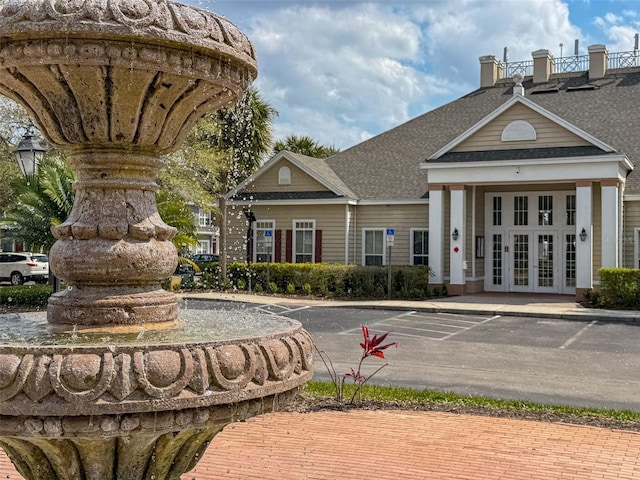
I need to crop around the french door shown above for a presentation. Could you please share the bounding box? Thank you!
[508,232,557,293]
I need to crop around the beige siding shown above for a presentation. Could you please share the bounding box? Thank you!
[245,160,330,193]
[453,103,591,152]
[351,204,429,265]
[623,199,640,269]
[224,204,349,264]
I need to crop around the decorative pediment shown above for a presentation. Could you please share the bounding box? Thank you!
[429,95,615,160]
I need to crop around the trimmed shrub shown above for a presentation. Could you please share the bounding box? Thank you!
[596,268,640,308]
[0,284,52,308]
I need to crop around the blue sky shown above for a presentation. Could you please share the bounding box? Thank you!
[183,1,640,150]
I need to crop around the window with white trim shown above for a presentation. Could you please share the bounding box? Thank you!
[278,166,291,185]
[255,220,275,263]
[197,240,210,254]
[363,229,385,266]
[411,229,428,265]
[198,208,212,227]
[294,220,315,263]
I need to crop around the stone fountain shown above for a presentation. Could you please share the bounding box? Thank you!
[0,1,312,479]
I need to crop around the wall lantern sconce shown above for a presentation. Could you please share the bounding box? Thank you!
[452,228,459,241]
[579,228,587,242]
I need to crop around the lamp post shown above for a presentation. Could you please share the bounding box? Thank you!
[13,133,46,177]
[243,209,256,292]
[12,132,57,289]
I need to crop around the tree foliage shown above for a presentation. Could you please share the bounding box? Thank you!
[273,134,340,158]
[2,153,74,251]
[3,154,198,253]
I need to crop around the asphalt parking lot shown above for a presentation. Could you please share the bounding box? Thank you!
[183,299,640,354]
[181,298,640,410]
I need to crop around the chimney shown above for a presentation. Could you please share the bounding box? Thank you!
[588,44,609,79]
[531,49,553,83]
[479,55,502,87]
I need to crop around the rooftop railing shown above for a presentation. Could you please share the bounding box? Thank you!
[500,50,640,79]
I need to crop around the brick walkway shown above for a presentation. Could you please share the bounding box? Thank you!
[1,410,639,479]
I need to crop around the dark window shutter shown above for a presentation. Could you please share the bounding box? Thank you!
[275,230,282,263]
[286,230,292,263]
[315,229,322,263]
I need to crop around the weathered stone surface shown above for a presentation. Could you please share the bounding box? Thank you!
[0,0,257,326]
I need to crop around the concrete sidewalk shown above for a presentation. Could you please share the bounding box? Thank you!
[182,290,640,322]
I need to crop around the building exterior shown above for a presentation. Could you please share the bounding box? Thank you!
[189,205,218,256]
[225,44,640,299]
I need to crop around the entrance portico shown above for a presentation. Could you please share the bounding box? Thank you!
[422,94,632,299]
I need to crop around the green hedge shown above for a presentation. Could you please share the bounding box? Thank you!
[197,262,439,299]
[586,268,640,308]
[0,284,52,307]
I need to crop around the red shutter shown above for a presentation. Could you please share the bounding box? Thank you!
[286,229,293,263]
[315,229,322,263]
[275,230,282,263]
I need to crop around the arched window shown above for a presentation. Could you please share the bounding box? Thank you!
[278,166,291,184]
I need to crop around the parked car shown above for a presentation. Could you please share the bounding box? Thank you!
[0,252,49,285]
[190,253,219,270]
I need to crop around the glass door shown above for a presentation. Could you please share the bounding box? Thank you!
[534,232,558,293]
[510,232,531,292]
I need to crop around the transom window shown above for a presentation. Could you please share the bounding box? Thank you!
[492,196,502,226]
[411,229,428,265]
[566,195,576,226]
[294,220,314,263]
[514,196,528,226]
[538,195,553,226]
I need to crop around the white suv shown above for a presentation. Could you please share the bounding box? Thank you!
[0,252,49,286]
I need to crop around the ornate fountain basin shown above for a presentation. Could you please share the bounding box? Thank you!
[0,309,313,479]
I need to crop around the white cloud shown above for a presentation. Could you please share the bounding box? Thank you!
[593,9,640,52]
[183,1,608,150]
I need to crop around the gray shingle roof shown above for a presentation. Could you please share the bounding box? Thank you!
[324,67,640,197]
[281,152,357,199]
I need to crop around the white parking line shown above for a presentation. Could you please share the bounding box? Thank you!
[559,320,598,349]
[253,305,310,315]
[437,315,502,341]
[340,311,416,335]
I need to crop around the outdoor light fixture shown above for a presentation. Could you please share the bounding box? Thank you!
[13,133,46,177]
[580,227,587,242]
[452,228,459,241]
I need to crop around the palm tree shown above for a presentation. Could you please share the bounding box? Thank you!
[2,153,74,251]
[186,87,277,279]
[273,134,340,158]
[3,154,199,259]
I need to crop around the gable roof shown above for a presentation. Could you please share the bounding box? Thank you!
[325,68,640,196]
[227,150,357,201]
[429,93,616,160]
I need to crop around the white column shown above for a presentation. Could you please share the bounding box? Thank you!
[449,186,466,294]
[576,182,593,290]
[428,186,444,284]
[344,204,351,264]
[601,180,619,268]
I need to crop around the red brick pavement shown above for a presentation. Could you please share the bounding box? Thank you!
[0,410,639,479]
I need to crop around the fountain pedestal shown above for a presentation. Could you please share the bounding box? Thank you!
[0,2,313,479]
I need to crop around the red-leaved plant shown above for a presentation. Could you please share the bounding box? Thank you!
[316,325,399,404]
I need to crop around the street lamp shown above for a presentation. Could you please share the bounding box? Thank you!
[13,133,46,177]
